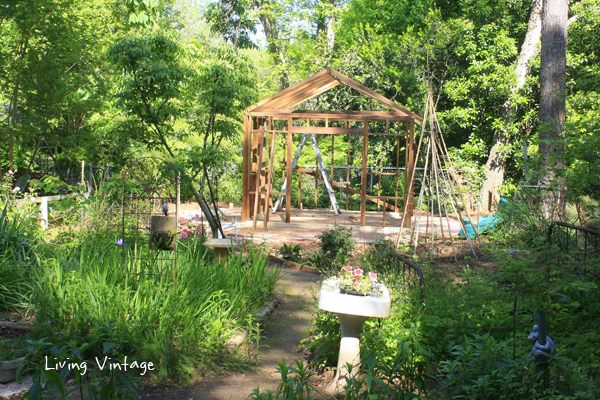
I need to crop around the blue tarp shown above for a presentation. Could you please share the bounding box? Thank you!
[458,198,509,239]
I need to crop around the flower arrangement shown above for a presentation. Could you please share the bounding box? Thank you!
[331,265,381,296]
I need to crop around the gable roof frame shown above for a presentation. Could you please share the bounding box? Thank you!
[245,67,423,124]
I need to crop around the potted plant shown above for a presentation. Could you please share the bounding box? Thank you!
[149,215,177,250]
[0,339,28,383]
[324,265,382,296]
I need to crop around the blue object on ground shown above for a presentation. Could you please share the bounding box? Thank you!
[458,198,509,239]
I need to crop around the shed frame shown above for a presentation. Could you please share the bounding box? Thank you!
[242,68,422,229]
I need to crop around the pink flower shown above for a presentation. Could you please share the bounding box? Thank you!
[351,275,358,280]
[354,268,363,277]
[343,265,353,272]
[369,272,378,282]
[181,229,190,239]
[354,282,359,288]
[196,228,202,235]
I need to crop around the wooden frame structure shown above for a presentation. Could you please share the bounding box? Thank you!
[242,68,422,229]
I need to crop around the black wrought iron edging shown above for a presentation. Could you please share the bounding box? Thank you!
[390,250,425,298]
[547,221,600,274]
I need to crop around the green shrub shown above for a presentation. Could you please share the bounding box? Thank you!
[318,224,354,257]
[313,224,355,274]
[278,243,302,263]
[435,333,600,399]
[248,359,321,400]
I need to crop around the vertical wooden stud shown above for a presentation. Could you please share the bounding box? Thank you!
[286,118,293,223]
[253,125,266,229]
[346,120,350,211]
[315,132,319,209]
[298,173,302,209]
[377,173,381,211]
[360,121,369,227]
[264,118,276,231]
[406,120,415,228]
[242,115,250,221]
[331,121,334,211]
[395,121,401,212]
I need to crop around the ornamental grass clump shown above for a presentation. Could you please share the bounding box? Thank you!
[31,240,282,382]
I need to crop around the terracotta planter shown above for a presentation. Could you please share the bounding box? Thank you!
[149,216,177,251]
[0,357,26,383]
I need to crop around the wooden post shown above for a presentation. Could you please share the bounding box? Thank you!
[346,120,350,211]
[331,125,334,211]
[264,119,276,231]
[298,172,302,209]
[360,121,369,227]
[315,132,319,208]
[253,126,266,229]
[377,173,381,211]
[250,118,259,219]
[382,199,386,228]
[242,115,250,221]
[406,120,415,228]
[395,121,401,212]
[286,118,292,223]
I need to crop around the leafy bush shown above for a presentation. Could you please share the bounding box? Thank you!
[24,324,140,400]
[312,224,355,274]
[318,224,354,257]
[435,333,600,399]
[278,243,302,263]
[248,359,321,400]
[343,323,431,400]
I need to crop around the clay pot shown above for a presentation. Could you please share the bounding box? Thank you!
[150,216,177,251]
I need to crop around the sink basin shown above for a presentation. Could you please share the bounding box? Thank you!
[318,286,391,318]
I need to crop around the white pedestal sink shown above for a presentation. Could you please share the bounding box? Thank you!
[318,284,391,394]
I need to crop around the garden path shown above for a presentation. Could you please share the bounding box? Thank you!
[137,264,322,400]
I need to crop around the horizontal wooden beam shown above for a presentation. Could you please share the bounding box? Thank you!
[248,109,415,122]
[290,126,363,134]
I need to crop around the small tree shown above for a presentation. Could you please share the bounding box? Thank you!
[109,30,257,236]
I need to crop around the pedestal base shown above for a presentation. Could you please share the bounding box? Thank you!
[325,314,368,394]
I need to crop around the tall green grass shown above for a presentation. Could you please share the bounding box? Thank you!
[0,203,37,311]
[32,240,282,381]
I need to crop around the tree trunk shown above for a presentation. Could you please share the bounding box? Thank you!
[326,0,336,54]
[480,0,542,211]
[254,2,289,90]
[538,0,568,219]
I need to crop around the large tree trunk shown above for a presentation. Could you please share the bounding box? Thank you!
[254,1,289,90]
[326,0,336,54]
[538,0,568,219]
[480,0,542,211]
